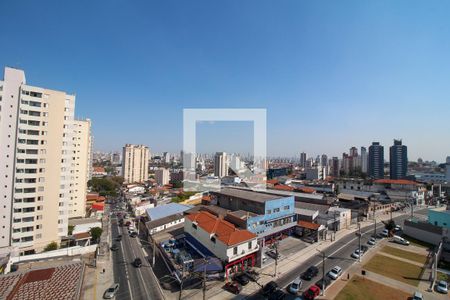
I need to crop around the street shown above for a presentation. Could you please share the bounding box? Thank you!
[110,201,164,300]
[246,208,429,299]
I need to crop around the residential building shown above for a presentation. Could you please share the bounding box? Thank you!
[0,67,79,254]
[122,144,149,183]
[320,154,328,167]
[330,157,340,177]
[360,146,368,173]
[390,139,408,179]
[300,152,307,168]
[368,142,384,179]
[428,207,450,229]
[155,168,170,186]
[214,152,228,178]
[69,119,92,219]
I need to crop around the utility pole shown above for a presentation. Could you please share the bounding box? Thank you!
[202,259,207,300]
[152,238,156,267]
[273,241,279,277]
[316,249,326,296]
[373,205,376,237]
[358,222,362,262]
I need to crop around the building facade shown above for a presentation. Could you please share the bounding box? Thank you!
[155,168,170,186]
[214,152,228,178]
[122,144,149,183]
[69,119,92,219]
[368,142,384,179]
[0,67,84,254]
[389,139,408,180]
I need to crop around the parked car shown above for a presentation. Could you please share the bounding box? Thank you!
[436,280,448,294]
[116,235,122,241]
[133,258,142,268]
[328,266,343,280]
[288,277,303,294]
[303,285,320,300]
[381,229,389,237]
[110,244,119,251]
[103,283,119,299]
[302,266,319,280]
[224,282,242,295]
[393,235,410,245]
[129,231,138,238]
[367,237,376,246]
[302,236,316,244]
[266,250,280,260]
[234,273,250,286]
[269,289,287,300]
[315,276,331,290]
[262,281,279,295]
[412,291,424,300]
[243,269,260,282]
[351,249,364,259]
[394,225,402,232]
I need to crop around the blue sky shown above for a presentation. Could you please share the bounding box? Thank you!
[1,0,450,161]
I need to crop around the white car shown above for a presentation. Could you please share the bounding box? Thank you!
[289,277,302,294]
[351,249,364,259]
[436,280,448,294]
[367,237,376,246]
[394,225,402,232]
[393,235,410,246]
[103,283,119,299]
[381,229,389,237]
[328,266,343,280]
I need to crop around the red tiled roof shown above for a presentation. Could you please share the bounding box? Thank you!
[73,232,91,240]
[93,166,106,173]
[202,195,212,202]
[374,179,417,185]
[273,184,294,191]
[187,211,256,246]
[297,220,320,230]
[86,193,100,201]
[91,203,104,211]
[296,187,316,194]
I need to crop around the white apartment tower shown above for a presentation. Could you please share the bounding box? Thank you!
[69,119,92,219]
[122,144,149,183]
[0,67,87,254]
[214,152,228,178]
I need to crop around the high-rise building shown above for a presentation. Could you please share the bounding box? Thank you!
[446,156,450,164]
[214,152,228,178]
[122,144,149,183]
[230,154,242,173]
[360,147,368,173]
[69,119,92,219]
[183,152,196,172]
[320,154,328,167]
[390,139,408,179]
[300,152,307,168]
[111,152,121,165]
[155,168,170,186]
[0,67,85,254]
[368,142,384,179]
[331,157,340,177]
[163,152,170,164]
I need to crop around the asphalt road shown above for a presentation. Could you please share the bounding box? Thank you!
[110,201,164,300]
[246,208,428,299]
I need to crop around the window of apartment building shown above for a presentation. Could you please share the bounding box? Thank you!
[192,223,197,230]
[42,112,48,117]
[21,236,33,242]
[211,236,216,243]
[233,247,238,255]
[284,205,290,210]
[28,111,40,117]
[273,208,280,213]
[36,224,42,229]
[248,241,252,250]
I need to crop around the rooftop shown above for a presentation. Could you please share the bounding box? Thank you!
[215,188,285,203]
[147,203,192,221]
[187,211,256,246]
[374,179,418,185]
[0,262,84,300]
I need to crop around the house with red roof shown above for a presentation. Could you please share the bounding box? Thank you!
[184,211,259,279]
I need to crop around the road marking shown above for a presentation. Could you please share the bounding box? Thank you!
[120,231,135,300]
[126,229,152,299]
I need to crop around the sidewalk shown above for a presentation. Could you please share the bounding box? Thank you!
[209,211,407,300]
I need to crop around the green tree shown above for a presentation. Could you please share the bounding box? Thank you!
[90,227,103,243]
[44,241,58,252]
[68,225,75,235]
[170,179,183,188]
[385,219,396,233]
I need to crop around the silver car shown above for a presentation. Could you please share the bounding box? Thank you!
[104,283,119,299]
[436,280,448,294]
[328,266,343,280]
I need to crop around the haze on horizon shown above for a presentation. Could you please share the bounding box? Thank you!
[1,0,450,162]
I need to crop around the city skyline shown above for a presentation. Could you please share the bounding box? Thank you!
[2,1,450,161]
